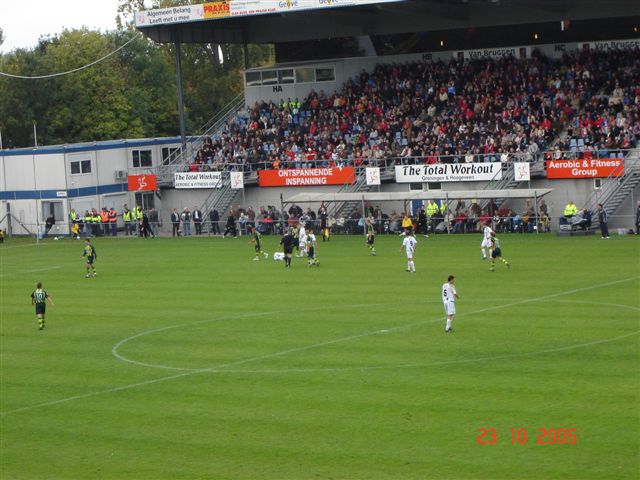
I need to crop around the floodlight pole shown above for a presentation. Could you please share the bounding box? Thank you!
[6,202,12,237]
[175,40,187,152]
[242,29,250,69]
[361,195,366,235]
[534,190,540,234]
[280,193,285,234]
[445,191,450,234]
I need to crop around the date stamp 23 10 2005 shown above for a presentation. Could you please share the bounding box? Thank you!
[477,427,578,445]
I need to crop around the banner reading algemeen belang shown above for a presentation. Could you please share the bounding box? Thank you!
[259,167,355,187]
[395,163,503,183]
[546,158,624,179]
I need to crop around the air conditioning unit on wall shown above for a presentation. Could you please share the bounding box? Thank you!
[115,170,128,180]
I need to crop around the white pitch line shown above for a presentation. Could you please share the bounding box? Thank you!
[111,300,444,371]
[2,276,639,417]
[0,242,51,250]
[0,266,61,278]
[113,275,640,372]
[0,370,210,416]
[209,303,640,374]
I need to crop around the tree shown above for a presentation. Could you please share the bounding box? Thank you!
[0,29,175,147]
[116,0,274,132]
[0,0,275,148]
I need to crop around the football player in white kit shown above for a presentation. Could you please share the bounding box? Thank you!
[400,229,418,272]
[442,275,459,333]
[480,222,494,260]
[297,223,307,257]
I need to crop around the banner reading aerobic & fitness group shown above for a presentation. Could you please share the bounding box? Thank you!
[174,172,223,189]
[394,163,502,183]
[546,158,624,179]
[259,167,355,187]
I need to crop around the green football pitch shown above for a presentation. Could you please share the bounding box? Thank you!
[1,233,638,479]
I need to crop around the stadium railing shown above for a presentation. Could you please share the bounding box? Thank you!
[143,148,637,178]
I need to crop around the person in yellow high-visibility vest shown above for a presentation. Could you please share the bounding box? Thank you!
[123,206,134,236]
[133,205,143,236]
[563,201,578,219]
[426,200,439,233]
[426,200,439,218]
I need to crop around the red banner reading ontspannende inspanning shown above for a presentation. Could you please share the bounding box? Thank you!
[258,167,356,187]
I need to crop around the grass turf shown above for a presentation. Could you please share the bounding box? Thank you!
[1,233,638,479]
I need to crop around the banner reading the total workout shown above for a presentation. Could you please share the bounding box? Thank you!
[546,158,624,179]
[174,171,223,189]
[259,167,355,187]
[395,163,502,183]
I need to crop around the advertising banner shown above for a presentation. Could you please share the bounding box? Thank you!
[230,171,244,189]
[135,4,204,26]
[395,163,502,183]
[579,39,640,51]
[136,1,404,26]
[204,1,231,19]
[174,172,223,189]
[546,159,624,179]
[259,167,355,187]
[365,167,381,186]
[229,0,313,17]
[513,162,531,182]
[128,174,158,191]
[454,46,529,61]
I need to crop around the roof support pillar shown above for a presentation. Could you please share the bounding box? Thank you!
[174,40,187,151]
[242,29,250,70]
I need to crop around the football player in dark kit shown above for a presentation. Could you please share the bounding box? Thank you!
[280,228,295,268]
[31,282,55,330]
[249,226,269,261]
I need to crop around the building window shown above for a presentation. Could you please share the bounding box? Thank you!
[42,201,64,222]
[162,147,180,165]
[245,71,262,86]
[245,66,335,86]
[295,67,315,83]
[132,149,152,168]
[135,192,155,210]
[70,159,91,174]
[278,69,295,84]
[315,67,335,82]
[261,70,278,85]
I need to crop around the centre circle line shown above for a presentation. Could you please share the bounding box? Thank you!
[112,277,640,373]
[2,277,637,417]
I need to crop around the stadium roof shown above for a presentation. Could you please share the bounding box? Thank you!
[136,0,640,45]
[283,188,553,204]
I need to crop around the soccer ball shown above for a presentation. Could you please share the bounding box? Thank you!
[54,237,59,240]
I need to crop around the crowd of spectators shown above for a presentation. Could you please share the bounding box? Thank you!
[546,49,640,160]
[208,197,553,237]
[186,48,639,173]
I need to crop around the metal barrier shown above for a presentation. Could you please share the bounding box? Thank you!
[140,148,638,180]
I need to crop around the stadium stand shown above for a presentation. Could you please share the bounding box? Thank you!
[185,48,639,173]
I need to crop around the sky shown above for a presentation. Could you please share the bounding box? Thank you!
[0,0,126,53]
